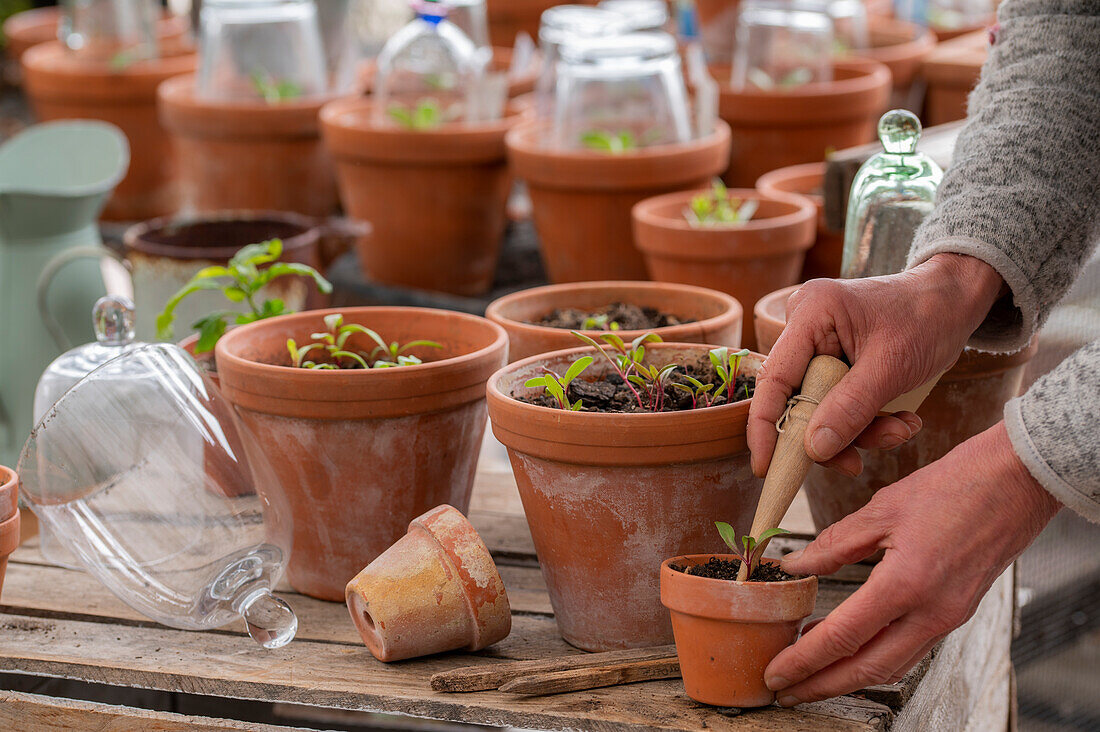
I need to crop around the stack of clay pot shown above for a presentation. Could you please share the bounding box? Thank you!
[0,466,22,598]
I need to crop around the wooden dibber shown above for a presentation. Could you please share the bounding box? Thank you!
[737,355,850,581]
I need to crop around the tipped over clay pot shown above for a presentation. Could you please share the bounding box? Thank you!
[321,98,525,296]
[346,504,511,662]
[661,555,817,707]
[216,307,507,601]
[0,466,23,598]
[158,75,338,217]
[486,343,766,650]
[486,281,744,362]
[632,189,815,351]
[756,162,843,280]
[21,41,197,221]
[712,58,892,187]
[506,121,732,283]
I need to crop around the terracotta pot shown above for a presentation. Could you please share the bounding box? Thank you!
[920,29,988,126]
[755,162,843,280]
[865,0,894,17]
[661,555,817,707]
[507,121,732,283]
[215,307,507,601]
[694,0,740,63]
[632,189,815,351]
[0,465,22,598]
[123,211,325,341]
[752,285,1038,532]
[931,22,991,43]
[487,280,744,363]
[712,58,892,187]
[346,504,511,662]
[321,99,523,297]
[486,0,595,48]
[157,74,339,218]
[487,343,766,650]
[862,17,937,110]
[21,41,197,221]
[752,284,799,354]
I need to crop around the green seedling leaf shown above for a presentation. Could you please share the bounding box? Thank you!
[715,521,739,553]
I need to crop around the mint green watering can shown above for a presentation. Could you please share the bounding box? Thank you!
[0,120,130,467]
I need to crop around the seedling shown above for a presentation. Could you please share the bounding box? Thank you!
[286,313,442,370]
[685,178,759,227]
[715,523,790,579]
[580,129,637,154]
[251,71,303,103]
[580,314,620,331]
[156,239,332,354]
[388,98,447,130]
[524,356,594,410]
[573,331,663,410]
[672,374,716,409]
[709,347,751,403]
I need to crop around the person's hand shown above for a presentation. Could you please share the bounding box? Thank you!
[748,253,1005,478]
[763,421,1061,705]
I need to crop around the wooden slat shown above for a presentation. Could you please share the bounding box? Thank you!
[498,658,682,696]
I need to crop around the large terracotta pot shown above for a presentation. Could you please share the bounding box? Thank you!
[755,162,843,281]
[632,189,815,351]
[21,41,197,221]
[486,280,745,362]
[157,75,339,218]
[215,307,508,601]
[862,17,937,110]
[507,121,732,283]
[920,29,988,126]
[0,465,22,598]
[712,58,892,187]
[752,285,1037,532]
[320,98,523,296]
[486,343,766,650]
[661,556,817,707]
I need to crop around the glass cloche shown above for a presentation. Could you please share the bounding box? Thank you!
[731,0,834,90]
[61,0,160,62]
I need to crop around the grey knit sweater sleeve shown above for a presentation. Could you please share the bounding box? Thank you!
[905,0,1100,521]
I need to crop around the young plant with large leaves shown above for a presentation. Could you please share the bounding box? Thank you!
[714,523,790,579]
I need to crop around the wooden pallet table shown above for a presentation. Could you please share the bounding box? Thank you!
[0,466,1013,731]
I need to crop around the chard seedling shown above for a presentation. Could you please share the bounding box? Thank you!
[573,331,664,410]
[579,129,637,154]
[524,356,595,410]
[686,178,760,227]
[286,313,442,370]
[580,314,620,331]
[715,523,790,579]
[387,98,456,130]
[156,239,332,354]
[251,71,303,103]
[709,346,751,403]
[673,375,716,409]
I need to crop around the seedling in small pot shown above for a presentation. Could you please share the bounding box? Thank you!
[251,71,304,103]
[673,375,716,409]
[580,129,636,154]
[685,179,759,227]
[715,523,790,580]
[156,239,332,354]
[523,356,595,411]
[709,346,752,403]
[580,313,620,331]
[388,98,450,130]
[286,313,442,370]
[573,330,664,410]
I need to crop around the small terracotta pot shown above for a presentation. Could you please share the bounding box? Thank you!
[931,22,991,43]
[661,555,817,707]
[487,343,766,650]
[712,58,892,187]
[486,280,744,363]
[157,74,339,218]
[216,307,507,601]
[752,285,1038,532]
[920,29,988,126]
[321,99,524,296]
[632,189,816,351]
[507,121,732,283]
[21,41,197,221]
[346,504,511,662]
[755,162,843,281]
[0,465,23,598]
[861,17,937,110]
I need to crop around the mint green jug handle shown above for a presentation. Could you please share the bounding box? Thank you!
[36,246,132,352]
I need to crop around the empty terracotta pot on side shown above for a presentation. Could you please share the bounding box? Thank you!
[754,285,1038,532]
[158,75,338,218]
[861,17,937,110]
[0,466,22,598]
[216,307,508,601]
[346,504,511,662]
[21,42,197,221]
[487,344,766,650]
[633,189,815,351]
[486,280,744,362]
[661,555,817,707]
[756,163,843,281]
[507,121,732,283]
[321,98,523,297]
[712,59,892,187]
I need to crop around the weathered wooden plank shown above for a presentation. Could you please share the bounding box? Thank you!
[498,658,682,696]
[0,613,887,731]
[0,689,309,732]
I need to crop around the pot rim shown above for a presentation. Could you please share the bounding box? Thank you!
[506,118,730,163]
[0,465,17,520]
[713,58,891,102]
[0,510,20,557]
[123,210,319,261]
[22,40,197,86]
[632,188,817,235]
[755,162,826,206]
[485,280,743,344]
[863,18,938,66]
[660,554,818,622]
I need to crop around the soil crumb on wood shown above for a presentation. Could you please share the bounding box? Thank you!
[531,303,691,331]
[671,557,796,583]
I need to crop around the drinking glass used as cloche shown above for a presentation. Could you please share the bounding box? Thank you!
[827,0,868,53]
[535,5,630,118]
[196,0,328,102]
[61,0,160,63]
[731,0,834,90]
[18,344,298,649]
[442,0,489,48]
[553,31,692,151]
[597,0,670,32]
[372,0,488,126]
